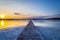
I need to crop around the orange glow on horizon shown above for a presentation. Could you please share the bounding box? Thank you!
[0,10,31,19]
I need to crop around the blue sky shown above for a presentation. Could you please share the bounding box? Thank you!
[0,0,60,16]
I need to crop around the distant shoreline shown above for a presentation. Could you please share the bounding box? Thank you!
[0,18,60,20]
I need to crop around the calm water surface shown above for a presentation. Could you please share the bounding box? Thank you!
[0,20,29,29]
[0,20,60,29]
[0,20,60,40]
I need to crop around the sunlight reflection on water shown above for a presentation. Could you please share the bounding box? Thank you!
[1,20,4,26]
[0,20,60,29]
[0,20,28,29]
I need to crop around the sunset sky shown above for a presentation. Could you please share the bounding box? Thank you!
[0,0,60,16]
[0,0,60,29]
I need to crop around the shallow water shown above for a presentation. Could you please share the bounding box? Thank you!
[33,20,60,28]
[0,20,60,40]
[0,20,60,29]
[0,20,29,29]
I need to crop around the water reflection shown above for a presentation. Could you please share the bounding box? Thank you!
[33,20,60,28]
[0,20,4,26]
[0,20,6,28]
[0,20,60,29]
[0,20,28,29]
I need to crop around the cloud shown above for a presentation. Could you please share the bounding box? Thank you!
[0,0,59,16]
